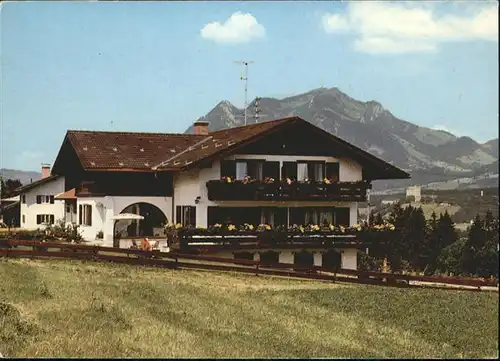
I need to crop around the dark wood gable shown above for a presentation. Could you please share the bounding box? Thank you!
[51,135,174,197]
[51,136,86,191]
[229,119,408,181]
[235,120,349,157]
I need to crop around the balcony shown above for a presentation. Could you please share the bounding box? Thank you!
[206,179,371,202]
[174,226,398,251]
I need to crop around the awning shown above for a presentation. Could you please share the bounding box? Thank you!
[110,213,145,221]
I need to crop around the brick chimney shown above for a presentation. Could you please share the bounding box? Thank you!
[41,163,51,179]
[193,121,210,136]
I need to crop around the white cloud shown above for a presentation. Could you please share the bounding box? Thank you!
[200,12,265,44]
[323,2,498,54]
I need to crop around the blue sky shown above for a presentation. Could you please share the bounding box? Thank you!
[1,1,498,172]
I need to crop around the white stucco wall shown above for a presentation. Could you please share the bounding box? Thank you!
[174,154,363,228]
[77,196,172,245]
[19,177,66,230]
[313,252,323,267]
[279,251,294,264]
[341,248,358,270]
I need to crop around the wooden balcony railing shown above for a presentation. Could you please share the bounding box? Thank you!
[206,179,371,202]
[176,229,398,250]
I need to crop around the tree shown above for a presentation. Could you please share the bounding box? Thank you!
[424,211,457,275]
[406,206,428,271]
[1,178,23,199]
[436,237,467,276]
[475,210,499,278]
[368,208,384,226]
[461,214,487,276]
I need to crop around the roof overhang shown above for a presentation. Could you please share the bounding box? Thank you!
[9,175,61,197]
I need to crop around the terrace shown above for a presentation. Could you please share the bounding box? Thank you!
[170,223,397,251]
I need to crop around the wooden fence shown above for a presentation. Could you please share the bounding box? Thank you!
[0,239,497,291]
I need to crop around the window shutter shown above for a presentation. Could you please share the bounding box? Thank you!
[334,207,350,226]
[37,215,41,224]
[263,161,280,180]
[86,206,92,226]
[78,205,82,224]
[36,195,41,204]
[189,206,196,227]
[326,162,340,182]
[50,196,54,204]
[175,206,182,225]
[50,215,55,224]
[207,206,220,227]
[220,160,236,178]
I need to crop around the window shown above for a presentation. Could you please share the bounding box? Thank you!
[36,195,54,204]
[22,214,25,224]
[310,163,324,181]
[36,214,55,225]
[297,162,308,181]
[78,204,92,226]
[235,161,247,180]
[247,160,264,180]
[176,205,196,227]
[21,195,26,204]
[261,207,287,227]
[289,207,337,226]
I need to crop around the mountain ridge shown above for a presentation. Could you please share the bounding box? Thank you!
[186,87,498,190]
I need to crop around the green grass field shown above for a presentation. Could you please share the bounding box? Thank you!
[1,258,498,358]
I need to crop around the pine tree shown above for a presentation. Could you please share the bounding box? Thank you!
[476,210,499,278]
[461,214,486,276]
[438,211,457,250]
[424,212,440,275]
[407,206,428,270]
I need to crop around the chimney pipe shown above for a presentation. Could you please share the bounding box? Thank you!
[193,121,210,136]
[41,163,51,179]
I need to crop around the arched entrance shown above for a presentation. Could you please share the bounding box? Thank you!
[322,249,342,271]
[113,202,168,247]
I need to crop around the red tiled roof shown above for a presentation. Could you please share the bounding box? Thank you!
[154,117,292,170]
[55,116,409,180]
[66,131,207,170]
[55,188,76,200]
[62,117,293,171]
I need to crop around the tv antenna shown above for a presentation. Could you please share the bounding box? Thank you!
[234,60,254,125]
[253,96,269,123]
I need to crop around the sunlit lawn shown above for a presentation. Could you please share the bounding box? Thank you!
[1,258,497,358]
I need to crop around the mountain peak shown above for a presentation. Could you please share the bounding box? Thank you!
[187,86,498,184]
[216,100,237,108]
